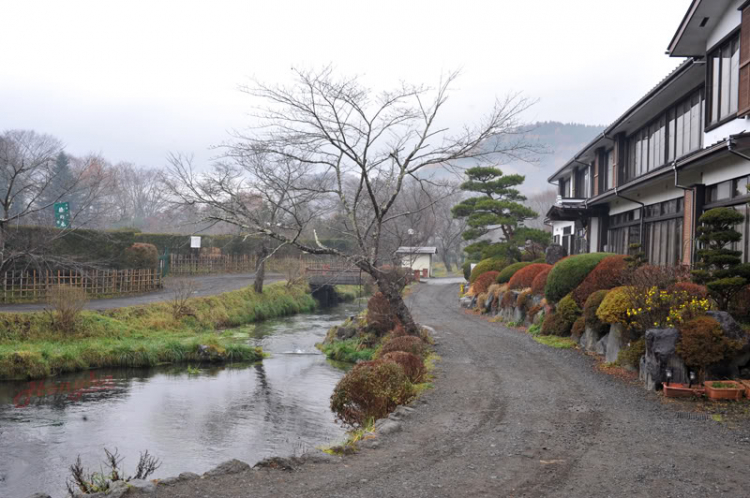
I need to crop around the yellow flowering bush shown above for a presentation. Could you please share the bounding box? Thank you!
[625,286,710,331]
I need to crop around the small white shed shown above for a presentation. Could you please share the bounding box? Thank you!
[396,246,438,278]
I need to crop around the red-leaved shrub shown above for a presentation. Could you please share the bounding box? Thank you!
[531,267,552,295]
[473,271,500,294]
[379,335,427,358]
[508,263,552,290]
[381,351,426,383]
[669,282,709,300]
[330,360,413,426]
[572,255,627,306]
[367,293,400,335]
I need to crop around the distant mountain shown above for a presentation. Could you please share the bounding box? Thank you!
[517,121,605,194]
[421,121,605,194]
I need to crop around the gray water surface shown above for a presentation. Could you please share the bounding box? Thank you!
[0,301,362,497]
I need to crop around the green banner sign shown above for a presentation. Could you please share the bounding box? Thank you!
[54,202,70,229]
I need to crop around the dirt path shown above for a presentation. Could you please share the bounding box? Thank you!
[0,273,281,313]
[139,279,750,498]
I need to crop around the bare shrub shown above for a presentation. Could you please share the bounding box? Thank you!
[280,257,306,288]
[166,278,198,319]
[46,285,88,333]
[67,448,161,497]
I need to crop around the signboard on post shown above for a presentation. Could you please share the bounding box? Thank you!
[54,202,70,229]
[190,236,202,249]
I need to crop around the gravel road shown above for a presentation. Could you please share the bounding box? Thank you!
[138,279,750,498]
[0,273,282,313]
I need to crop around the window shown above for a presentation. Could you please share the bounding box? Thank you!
[605,149,614,191]
[708,32,740,126]
[625,88,704,182]
[583,166,591,198]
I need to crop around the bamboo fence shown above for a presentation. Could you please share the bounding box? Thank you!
[0,268,163,303]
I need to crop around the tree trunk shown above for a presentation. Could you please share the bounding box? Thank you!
[442,253,453,273]
[375,276,419,336]
[254,247,268,294]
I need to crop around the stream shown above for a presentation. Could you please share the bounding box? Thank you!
[0,300,362,497]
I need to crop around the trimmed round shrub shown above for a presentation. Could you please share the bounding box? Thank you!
[531,267,552,295]
[462,261,472,281]
[517,289,532,311]
[676,316,742,378]
[571,316,586,339]
[557,294,581,323]
[469,258,508,283]
[571,255,627,306]
[541,312,573,337]
[367,292,399,335]
[381,351,426,383]
[330,360,413,426]
[596,286,634,325]
[496,262,532,284]
[509,263,552,290]
[379,335,427,358]
[584,290,609,334]
[729,285,750,323]
[544,253,615,304]
[616,337,645,369]
[473,271,500,294]
[122,243,158,269]
[669,282,709,300]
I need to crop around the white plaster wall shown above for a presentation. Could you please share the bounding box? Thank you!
[699,154,750,185]
[551,221,575,239]
[401,254,432,275]
[589,217,600,252]
[704,118,749,144]
[608,179,685,215]
[707,0,743,49]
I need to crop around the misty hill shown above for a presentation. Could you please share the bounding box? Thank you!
[422,121,605,194]
[518,121,605,193]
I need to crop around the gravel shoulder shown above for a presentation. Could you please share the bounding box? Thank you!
[137,279,750,498]
[0,273,281,313]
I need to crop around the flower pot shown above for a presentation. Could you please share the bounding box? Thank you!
[739,380,750,400]
[662,382,704,398]
[703,381,745,401]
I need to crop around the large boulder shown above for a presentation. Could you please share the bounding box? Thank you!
[483,293,494,313]
[705,311,750,379]
[545,244,567,266]
[605,323,629,364]
[643,328,687,391]
[579,325,605,352]
[595,333,608,356]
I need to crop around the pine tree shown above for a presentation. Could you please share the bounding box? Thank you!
[692,207,750,310]
[451,167,549,260]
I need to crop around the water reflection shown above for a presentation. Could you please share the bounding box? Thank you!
[0,302,359,498]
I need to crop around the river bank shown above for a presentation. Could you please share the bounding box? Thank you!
[1,299,363,497]
[0,282,347,380]
[126,278,750,498]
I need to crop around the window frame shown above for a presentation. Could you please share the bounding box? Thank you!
[706,28,741,131]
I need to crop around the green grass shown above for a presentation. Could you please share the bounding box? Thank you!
[317,338,376,363]
[334,285,371,302]
[533,336,578,349]
[0,282,316,380]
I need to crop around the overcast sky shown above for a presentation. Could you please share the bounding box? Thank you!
[1,0,693,168]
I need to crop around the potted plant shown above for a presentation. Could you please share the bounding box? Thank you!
[674,316,742,399]
[662,370,704,398]
[738,379,750,399]
[703,380,745,401]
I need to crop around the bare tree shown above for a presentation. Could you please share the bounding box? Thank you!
[0,130,112,272]
[523,189,557,231]
[110,163,169,230]
[166,68,536,334]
